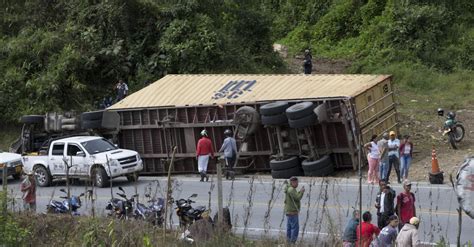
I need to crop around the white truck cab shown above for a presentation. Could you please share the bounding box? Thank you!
[22,136,143,187]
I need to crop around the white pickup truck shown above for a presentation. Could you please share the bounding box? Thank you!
[22,136,143,187]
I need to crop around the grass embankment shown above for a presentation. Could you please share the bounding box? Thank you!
[0,125,20,151]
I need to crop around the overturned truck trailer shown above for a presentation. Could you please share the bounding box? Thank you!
[109,74,397,176]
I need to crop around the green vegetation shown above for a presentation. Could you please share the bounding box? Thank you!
[0,0,472,124]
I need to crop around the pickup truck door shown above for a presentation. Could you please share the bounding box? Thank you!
[50,143,66,175]
[65,143,88,176]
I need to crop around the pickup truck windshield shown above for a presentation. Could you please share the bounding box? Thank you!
[81,139,118,154]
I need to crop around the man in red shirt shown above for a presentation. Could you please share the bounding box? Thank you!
[397,179,416,229]
[356,211,380,247]
[196,129,214,182]
[20,171,36,212]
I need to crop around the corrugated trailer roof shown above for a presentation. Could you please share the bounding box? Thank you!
[109,74,391,110]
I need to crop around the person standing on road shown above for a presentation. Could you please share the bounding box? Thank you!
[196,129,214,182]
[219,129,238,180]
[375,181,396,229]
[20,171,36,212]
[399,135,414,180]
[386,131,401,184]
[364,134,380,184]
[377,215,399,247]
[377,132,389,182]
[115,79,129,102]
[396,180,416,229]
[356,211,380,247]
[303,49,313,74]
[396,217,420,247]
[284,176,305,244]
[342,210,360,247]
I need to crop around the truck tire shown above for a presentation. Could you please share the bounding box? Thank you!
[235,106,260,137]
[81,110,104,121]
[92,167,109,188]
[271,165,304,179]
[286,102,314,120]
[288,113,317,129]
[34,166,52,187]
[260,101,288,116]
[82,120,102,129]
[270,156,299,171]
[304,164,334,177]
[261,113,288,126]
[126,172,139,182]
[302,155,333,175]
[20,115,44,124]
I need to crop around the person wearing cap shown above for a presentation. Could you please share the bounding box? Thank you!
[356,211,380,247]
[396,180,416,229]
[196,129,214,182]
[377,132,390,182]
[399,135,414,180]
[342,210,360,247]
[219,129,238,180]
[20,171,36,212]
[376,215,399,247]
[284,176,305,244]
[387,131,401,184]
[396,217,420,247]
[364,134,380,184]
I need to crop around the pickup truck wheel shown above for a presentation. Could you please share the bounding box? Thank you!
[92,167,109,188]
[126,172,139,182]
[34,166,52,187]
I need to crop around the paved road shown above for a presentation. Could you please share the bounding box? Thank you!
[4,175,472,245]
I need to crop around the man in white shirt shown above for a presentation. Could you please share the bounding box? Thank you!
[386,131,401,184]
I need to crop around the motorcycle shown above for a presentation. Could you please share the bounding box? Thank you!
[134,194,164,226]
[105,186,136,219]
[46,188,85,215]
[173,193,209,228]
[438,108,466,149]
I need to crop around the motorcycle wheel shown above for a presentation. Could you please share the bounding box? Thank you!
[449,132,458,149]
[454,124,465,142]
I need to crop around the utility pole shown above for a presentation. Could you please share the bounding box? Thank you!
[217,157,224,229]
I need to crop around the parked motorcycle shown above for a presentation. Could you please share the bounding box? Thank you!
[105,186,136,219]
[46,188,85,215]
[134,194,164,226]
[438,108,466,149]
[173,193,209,228]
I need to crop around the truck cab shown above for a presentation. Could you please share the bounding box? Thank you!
[22,136,143,187]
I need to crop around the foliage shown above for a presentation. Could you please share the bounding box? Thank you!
[0,0,286,122]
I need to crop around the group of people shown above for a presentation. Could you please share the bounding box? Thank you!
[342,179,419,247]
[195,129,237,182]
[365,131,414,185]
[98,79,129,109]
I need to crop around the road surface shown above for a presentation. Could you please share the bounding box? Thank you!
[4,175,472,245]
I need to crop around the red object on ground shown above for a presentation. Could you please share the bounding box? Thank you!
[431,146,441,173]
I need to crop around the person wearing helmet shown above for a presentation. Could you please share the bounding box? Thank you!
[219,129,238,180]
[196,129,214,182]
[447,111,456,119]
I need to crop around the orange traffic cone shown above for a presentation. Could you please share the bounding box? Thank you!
[431,146,441,173]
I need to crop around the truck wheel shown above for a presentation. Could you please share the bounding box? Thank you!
[20,115,44,124]
[81,110,104,121]
[126,172,139,182]
[271,166,303,179]
[92,167,109,188]
[260,101,288,116]
[270,156,299,171]
[304,164,334,177]
[288,113,317,129]
[301,155,332,172]
[34,166,52,187]
[261,113,288,126]
[286,102,314,120]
